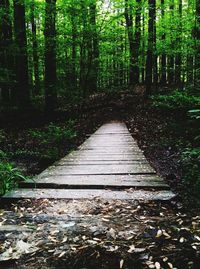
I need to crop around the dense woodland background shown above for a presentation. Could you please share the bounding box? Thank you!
[0,0,199,204]
[0,0,200,110]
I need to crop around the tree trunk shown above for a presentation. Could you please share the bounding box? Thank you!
[168,0,175,84]
[141,12,145,83]
[0,0,13,103]
[160,0,167,84]
[125,0,135,86]
[153,0,157,86]
[89,1,99,92]
[44,0,57,113]
[13,0,30,106]
[70,7,77,90]
[146,0,156,95]
[175,0,182,85]
[79,1,87,96]
[30,0,40,96]
[134,0,141,84]
[194,0,200,86]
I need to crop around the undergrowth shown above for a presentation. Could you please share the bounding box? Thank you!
[152,89,200,205]
[0,152,27,196]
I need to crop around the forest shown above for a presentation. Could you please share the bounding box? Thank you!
[0,0,199,108]
[0,0,200,268]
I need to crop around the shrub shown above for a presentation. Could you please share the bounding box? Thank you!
[152,91,200,111]
[0,130,6,143]
[181,147,200,205]
[29,120,76,145]
[0,162,27,196]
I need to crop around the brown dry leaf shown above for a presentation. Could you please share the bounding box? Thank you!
[51,230,59,235]
[58,251,66,258]
[102,218,110,222]
[163,231,171,239]
[108,228,116,239]
[62,236,68,243]
[16,240,32,254]
[120,259,124,268]
[127,245,135,253]
[156,230,162,238]
[168,262,174,268]
[155,262,160,269]
[179,237,185,243]
[194,235,200,241]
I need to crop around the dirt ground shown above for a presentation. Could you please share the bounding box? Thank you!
[0,198,200,269]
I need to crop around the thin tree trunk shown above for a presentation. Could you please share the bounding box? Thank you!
[0,0,13,103]
[141,12,145,83]
[88,1,99,92]
[175,0,182,85]
[146,0,155,95]
[168,0,175,84]
[125,0,135,86]
[134,0,141,84]
[13,0,30,106]
[153,0,157,86]
[30,0,40,95]
[71,7,77,90]
[194,0,200,86]
[79,1,87,96]
[44,0,57,112]
[160,0,167,84]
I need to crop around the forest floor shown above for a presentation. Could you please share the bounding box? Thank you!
[0,91,199,269]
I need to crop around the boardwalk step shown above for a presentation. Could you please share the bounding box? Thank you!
[3,188,175,201]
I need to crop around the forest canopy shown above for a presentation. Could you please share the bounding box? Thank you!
[0,0,199,111]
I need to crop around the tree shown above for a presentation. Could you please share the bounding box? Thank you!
[30,0,40,95]
[195,0,200,85]
[0,0,13,103]
[88,0,99,92]
[70,5,77,90]
[13,0,30,106]
[125,0,134,85]
[146,0,156,95]
[44,0,57,112]
[168,0,175,85]
[160,0,167,85]
[175,0,182,85]
[134,0,141,84]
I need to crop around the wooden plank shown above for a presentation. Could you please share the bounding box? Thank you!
[56,160,149,165]
[3,188,176,200]
[20,181,169,189]
[24,175,169,189]
[38,164,156,176]
[35,174,162,181]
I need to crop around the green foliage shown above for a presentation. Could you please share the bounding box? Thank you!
[188,109,200,120]
[41,147,59,161]
[0,150,8,161]
[13,149,41,159]
[29,120,76,145]
[181,148,200,205]
[0,130,6,143]
[152,91,200,111]
[0,162,27,196]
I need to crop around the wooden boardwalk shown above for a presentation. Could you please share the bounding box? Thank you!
[3,122,175,200]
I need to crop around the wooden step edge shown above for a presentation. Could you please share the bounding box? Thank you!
[18,181,170,190]
[1,188,176,202]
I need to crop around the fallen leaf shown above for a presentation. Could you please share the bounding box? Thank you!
[156,230,162,238]
[120,259,124,268]
[155,262,160,269]
[127,245,135,253]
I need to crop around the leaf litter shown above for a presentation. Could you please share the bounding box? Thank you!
[0,198,200,269]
